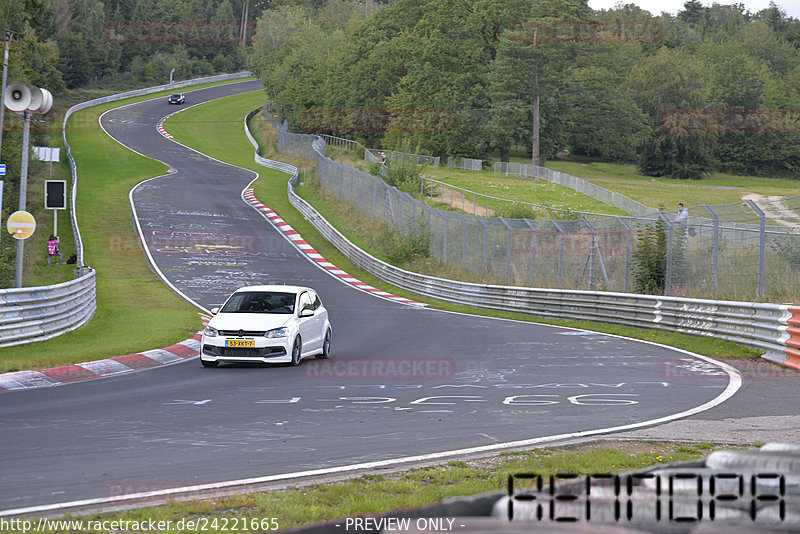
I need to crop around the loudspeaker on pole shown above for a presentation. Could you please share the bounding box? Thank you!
[4,82,31,112]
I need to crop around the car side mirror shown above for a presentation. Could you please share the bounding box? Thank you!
[210,307,219,315]
[299,308,314,318]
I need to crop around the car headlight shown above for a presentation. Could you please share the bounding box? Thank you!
[204,325,218,337]
[265,327,288,339]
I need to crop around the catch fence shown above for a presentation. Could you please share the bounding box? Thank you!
[263,104,800,301]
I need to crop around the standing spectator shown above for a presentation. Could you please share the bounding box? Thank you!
[379,151,387,176]
[675,203,689,224]
[47,234,63,265]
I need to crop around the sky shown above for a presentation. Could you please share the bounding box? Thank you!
[587,0,800,18]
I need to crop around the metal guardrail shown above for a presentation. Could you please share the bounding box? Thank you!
[245,108,800,371]
[0,73,253,349]
[0,271,96,347]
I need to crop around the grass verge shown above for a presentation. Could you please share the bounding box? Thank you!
[0,80,256,372]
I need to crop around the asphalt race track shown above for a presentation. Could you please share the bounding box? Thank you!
[0,81,744,513]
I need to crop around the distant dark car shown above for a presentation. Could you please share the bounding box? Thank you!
[168,93,185,104]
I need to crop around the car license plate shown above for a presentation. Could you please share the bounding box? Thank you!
[226,339,255,348]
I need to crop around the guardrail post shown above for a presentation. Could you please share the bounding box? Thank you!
[701,204,719,294]
[745,199,766,298]
[658,212,674,295]
[523,218,537,286]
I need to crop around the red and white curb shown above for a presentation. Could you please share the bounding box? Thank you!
[0,316,211,393]
[243,188,424,306]
[157,112,177,139]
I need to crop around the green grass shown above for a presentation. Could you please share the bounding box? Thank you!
[0,83,256,372]
[10,441,743,533]
[545,159,800,209]
[423,167,629,217]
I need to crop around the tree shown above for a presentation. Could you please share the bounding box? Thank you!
[627,48,714,179]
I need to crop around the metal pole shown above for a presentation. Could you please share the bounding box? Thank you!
[0,30,12,161]
[701,205,719,294]
[658,212,673,295]
[614,216,632,293]
[15,110,30,288]
[523,219,537,286]
[745,199,766,298]
[500,218,512,280]
[442,211,448,265]
[553,221,565,288]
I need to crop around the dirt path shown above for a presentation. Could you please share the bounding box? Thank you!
[429,189,494,217]
[742,193,800,228]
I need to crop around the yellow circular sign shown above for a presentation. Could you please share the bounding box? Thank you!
[7,211,36,240]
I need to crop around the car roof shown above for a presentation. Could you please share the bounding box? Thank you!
[232,285,313,295]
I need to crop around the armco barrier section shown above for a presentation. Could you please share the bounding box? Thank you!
[0,271,96,347]
[244,109,800,370]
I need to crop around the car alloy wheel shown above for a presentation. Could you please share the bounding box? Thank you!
[317,329,331,359]
[291,336,302,366]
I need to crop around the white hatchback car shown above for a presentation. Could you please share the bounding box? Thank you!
[200,285,331,367]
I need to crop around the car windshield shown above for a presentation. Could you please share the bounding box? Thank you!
[219,291,295,314]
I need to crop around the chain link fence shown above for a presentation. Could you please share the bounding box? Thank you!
[263,104,800,301]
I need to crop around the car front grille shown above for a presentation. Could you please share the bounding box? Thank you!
[202,345,286,358]
[218,330,266,337]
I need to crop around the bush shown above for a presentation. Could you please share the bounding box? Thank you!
[502,202,538,219]
[380,216,431,265]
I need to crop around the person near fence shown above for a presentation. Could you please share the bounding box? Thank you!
[47,234,63,265]
[379,151,387,176]
[675,203,689,224]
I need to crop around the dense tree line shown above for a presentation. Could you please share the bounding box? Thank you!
[0,0,257,92]
[246,0,800,179]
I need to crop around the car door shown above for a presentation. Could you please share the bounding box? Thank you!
[310,291,327,343]
[297,292,319,353]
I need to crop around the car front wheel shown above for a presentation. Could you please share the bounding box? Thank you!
[291,336,302,366]
[317,329,331,359]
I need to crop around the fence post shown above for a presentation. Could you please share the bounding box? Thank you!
[745,199,766,298]
[442,211,448,265]
[500,218,512,280]
[658,212,674,295]
[479,217,489,273]
[453,212,468,267]
[553,221,565,287]
[614,216,632,293]
[523,219,537,286]
[701,204,719,294]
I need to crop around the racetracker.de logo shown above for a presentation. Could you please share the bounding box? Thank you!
[299,108,457,134]
[660,109,800,134]
[303,357,455,380]
[508,19,663,44]
[104,20,257,45]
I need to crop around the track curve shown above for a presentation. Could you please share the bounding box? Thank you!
[0,82,741,513]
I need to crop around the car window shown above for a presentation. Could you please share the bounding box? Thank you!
[220,291,296,314]
[311,292,322,310]
[298,292,313,314]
